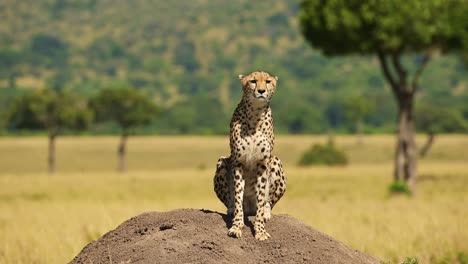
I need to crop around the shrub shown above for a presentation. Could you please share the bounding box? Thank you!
[388,181,412,196]
[458,252,468,264]
[298,139,348,166]
[401,257,418,264]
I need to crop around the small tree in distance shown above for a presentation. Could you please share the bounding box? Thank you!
[415,104,468,157]
[343,96,375,144]
[8,89,93,174]
[91,88,159,172]
[300,0,468,192]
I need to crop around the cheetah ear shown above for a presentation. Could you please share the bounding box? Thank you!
[238,74,244,80]
[274,76,279,81]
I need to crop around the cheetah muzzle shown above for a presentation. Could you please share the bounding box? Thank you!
[213,71,287,240]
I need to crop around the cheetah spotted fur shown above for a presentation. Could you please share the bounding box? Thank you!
[213,71,287,240]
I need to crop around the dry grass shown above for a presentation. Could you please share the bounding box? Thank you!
[0,135,467,263]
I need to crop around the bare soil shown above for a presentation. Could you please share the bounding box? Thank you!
[70,209,378,264]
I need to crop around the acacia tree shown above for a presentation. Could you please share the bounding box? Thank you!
[91,88,159,172]
[8,89,93,174]
[300,0,468,192]
[415,104,467,157]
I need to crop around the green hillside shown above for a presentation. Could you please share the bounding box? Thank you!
[1,0,467,134]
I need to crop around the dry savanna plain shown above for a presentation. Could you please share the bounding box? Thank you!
[0,135,467,264]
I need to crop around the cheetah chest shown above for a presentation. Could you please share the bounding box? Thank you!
[238,132,271,169]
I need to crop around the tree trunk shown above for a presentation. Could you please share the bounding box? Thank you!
[118,134,128,172]
[394,95,417,192]
[377,50,430,194]
[48,134,56,174]
[419,133,435,157]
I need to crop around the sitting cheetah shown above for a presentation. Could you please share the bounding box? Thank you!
[213,71,287,241]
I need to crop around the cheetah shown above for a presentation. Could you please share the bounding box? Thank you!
[213,71,287,241]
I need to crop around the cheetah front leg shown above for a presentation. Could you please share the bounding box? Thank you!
[257,156,286,224]
[227,162,245,238]
[254,159,271,240]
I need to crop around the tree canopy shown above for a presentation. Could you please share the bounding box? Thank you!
[8,89,93,135]
[91,88,159,134]
[299,0,468,55]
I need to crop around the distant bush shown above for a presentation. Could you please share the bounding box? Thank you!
[388,181,412,196]
[401,256,419,264]
[458,252,468,264]
[298,139,348,166]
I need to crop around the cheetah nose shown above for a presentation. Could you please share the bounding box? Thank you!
[258,89,266,94]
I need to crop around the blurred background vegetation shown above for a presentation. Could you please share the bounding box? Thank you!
[1,0,467,135]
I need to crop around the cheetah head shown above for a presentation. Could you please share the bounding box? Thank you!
[238,71,278,105]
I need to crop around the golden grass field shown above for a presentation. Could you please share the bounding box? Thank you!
[0,135,467,264]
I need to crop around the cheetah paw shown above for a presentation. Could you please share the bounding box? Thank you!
[255,230,271,241]
[227,225,243,238]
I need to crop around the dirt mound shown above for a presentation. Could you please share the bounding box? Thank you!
[70,209,378,264]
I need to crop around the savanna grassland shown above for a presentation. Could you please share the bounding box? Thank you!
[0,135,467,264]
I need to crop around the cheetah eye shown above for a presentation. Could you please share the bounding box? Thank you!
[249,80,257,84]
[266,80,271,84]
